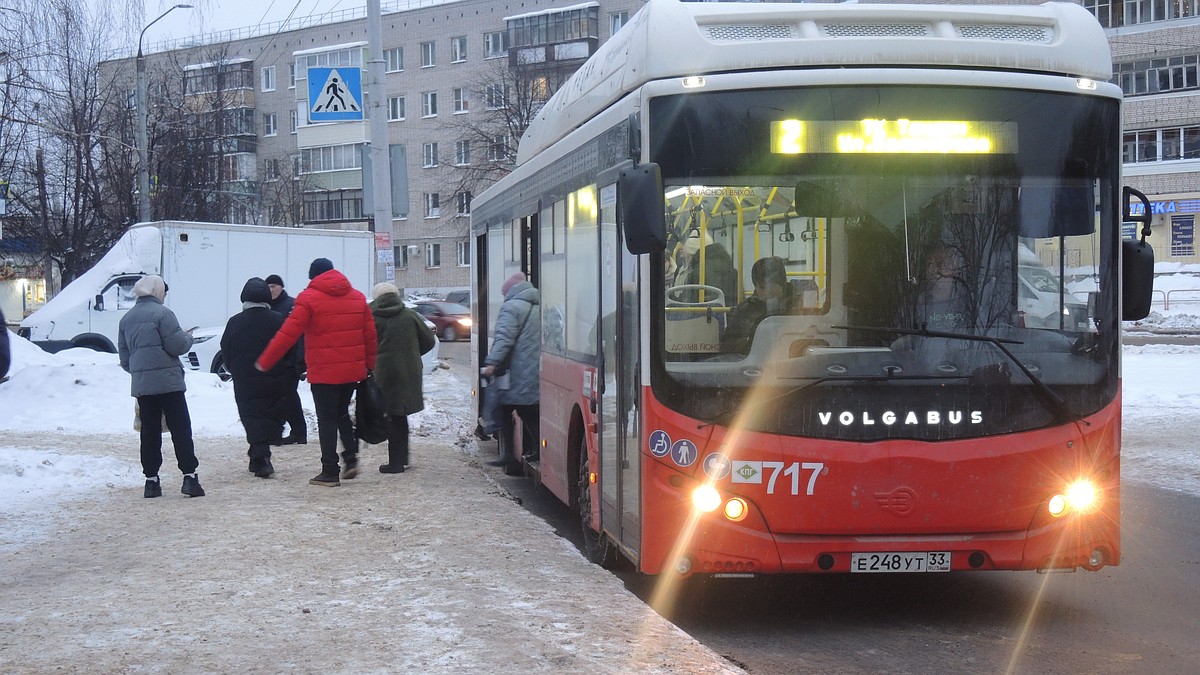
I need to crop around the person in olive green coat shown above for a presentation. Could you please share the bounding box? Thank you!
[369,283,436,473]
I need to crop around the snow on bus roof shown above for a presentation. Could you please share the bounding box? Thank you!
[516,0,1114,166]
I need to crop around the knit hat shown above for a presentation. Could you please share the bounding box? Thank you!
[133,275,167,302]
[308,258,334,279]
[240,277,271,304]
[264,274,284,287]
[371,282,400,301]
[501,271,526,295]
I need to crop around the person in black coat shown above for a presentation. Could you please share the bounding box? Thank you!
[0,306,10,382]
[266,273,307,445]
[222,277,295,478]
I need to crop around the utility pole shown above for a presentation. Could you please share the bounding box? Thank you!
[136,4,192,224]
[366,0,394,283]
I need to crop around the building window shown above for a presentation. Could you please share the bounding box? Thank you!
[300,143,364,173]
[421,41,435,67]
[295,48,362,73]
[507,5,599,48]
[453,87,468,113]
[1171,216,1196,257]
[485,30,509,58]
[457,240,470,266]
[1114,54,1200,97]
[261,66,276,92]
[263,158,281,181]
[290,109,298,134]
[451,36,467,63]
[454,140,471,165]
[263,113,278,137]
[394,244,410,270]
[385,47,404,72]
[426,243,442,268]
[1123,124,1200,164]
[424,192,440,218]
[456,191,472,216]
[487,135,508,161]
[422,91,438,117]
[388,96,405,121]
[485,83,508,109]
[423,142,439,167]
[288,63,296,88]
[610,11,628,35]
[303,189,365,222]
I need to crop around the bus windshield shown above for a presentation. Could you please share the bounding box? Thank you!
[648,86,1120,441]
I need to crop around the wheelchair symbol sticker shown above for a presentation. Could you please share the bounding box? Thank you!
[649,430,671,457]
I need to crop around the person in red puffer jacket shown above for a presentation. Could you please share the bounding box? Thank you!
[256,258,377,487]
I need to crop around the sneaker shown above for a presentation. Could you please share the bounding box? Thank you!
[379,463,405,474]
[341,456,359,480]
[309,471,340,487]
[144,477,162,499]
[254,459,275,478]
[181,474,206,498]
[278,434,307,445]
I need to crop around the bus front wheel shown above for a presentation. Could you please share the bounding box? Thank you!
[577,444,614,566]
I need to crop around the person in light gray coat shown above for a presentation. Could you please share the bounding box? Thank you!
[118,275,204,498]
[482,272,541,475]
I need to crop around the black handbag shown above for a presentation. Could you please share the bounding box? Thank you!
[354,374,389,444]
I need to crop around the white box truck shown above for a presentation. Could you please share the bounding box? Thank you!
[16,220,439,376]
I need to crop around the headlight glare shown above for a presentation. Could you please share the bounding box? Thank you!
[692,484,721,512]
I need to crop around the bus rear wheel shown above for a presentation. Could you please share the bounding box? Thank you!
[577,444,614,566]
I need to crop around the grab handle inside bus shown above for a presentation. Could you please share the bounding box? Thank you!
[1121,186,1154,321]
[619,163,667,254]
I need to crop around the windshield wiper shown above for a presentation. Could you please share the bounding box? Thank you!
[834,324,1083,425]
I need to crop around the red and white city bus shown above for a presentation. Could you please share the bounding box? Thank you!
[470,0,1155,576]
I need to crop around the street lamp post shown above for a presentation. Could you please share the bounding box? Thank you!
[136,3,192,223]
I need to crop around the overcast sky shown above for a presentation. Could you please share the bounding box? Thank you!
[136,0,376,51]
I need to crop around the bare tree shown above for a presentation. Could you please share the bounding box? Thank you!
[442,58,576,228]
[256,151,312,227]
[2,0,133,287]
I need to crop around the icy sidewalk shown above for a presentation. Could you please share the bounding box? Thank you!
[0,431,740,674]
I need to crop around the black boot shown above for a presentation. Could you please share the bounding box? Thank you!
[309,468,340,487]
[380,442,405,473]
[255,458,275,478]
[181,473,205,497]
[144,476,162,498]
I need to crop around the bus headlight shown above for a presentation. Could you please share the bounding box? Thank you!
[692,484,721,512]
[1048,479,1100,517]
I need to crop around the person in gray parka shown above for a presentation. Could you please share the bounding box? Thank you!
[118,274,204,498]
[482,271,541,475]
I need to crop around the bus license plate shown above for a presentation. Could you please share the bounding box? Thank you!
[851,551,951,573]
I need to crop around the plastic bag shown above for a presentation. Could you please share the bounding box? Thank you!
[354,375,389,444]
[479,371,504,436]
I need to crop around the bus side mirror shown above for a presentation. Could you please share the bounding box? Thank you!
[1122,186,1154,321]
[94,294,104,311]
[620,163,666,255]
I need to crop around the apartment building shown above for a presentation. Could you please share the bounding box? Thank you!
[106,0,647,295]
[104,0,1200,298]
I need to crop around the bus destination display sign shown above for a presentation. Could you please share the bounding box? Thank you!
[770,119,1017,155]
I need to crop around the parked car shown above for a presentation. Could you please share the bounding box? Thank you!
[413,300,472,341]
[443,290,470,306]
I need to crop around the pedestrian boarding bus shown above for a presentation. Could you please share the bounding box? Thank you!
[470,0,1156,576]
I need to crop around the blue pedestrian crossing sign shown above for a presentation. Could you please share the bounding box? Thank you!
[307,67,363,122]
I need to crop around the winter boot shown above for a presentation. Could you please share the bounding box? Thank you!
[255,458,275,478]
[341,454,360,480]
[380,443,405,473]
[309,469,340,487]
[144,476,162,499]
[248,458,263,474]
[181,473,206,497]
